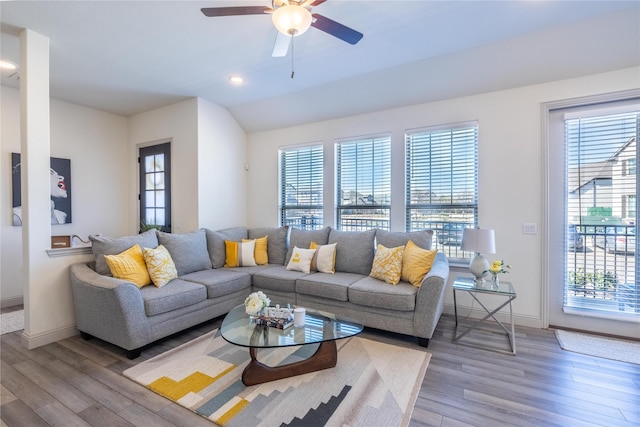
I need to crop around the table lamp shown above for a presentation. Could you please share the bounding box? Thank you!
[461,228,496,283]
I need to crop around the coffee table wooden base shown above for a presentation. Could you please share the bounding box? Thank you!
[241,339,337,386]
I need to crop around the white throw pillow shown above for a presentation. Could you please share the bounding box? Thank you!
[310,242,337,273]
[286,246,316,274]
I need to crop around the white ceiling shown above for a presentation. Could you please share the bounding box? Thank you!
[1,1,639,133]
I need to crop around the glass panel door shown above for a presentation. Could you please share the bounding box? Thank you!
[139,142,171,233]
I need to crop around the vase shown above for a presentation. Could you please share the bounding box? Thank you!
[491,274,499,288]
[246,308,260,320]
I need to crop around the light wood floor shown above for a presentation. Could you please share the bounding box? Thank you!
[1,310,639,427]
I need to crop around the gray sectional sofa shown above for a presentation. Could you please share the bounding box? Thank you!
[69,225,449,358]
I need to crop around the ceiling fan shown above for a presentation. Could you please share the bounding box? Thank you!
[201,0,364,58]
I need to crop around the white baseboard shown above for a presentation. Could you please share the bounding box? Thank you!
[21,324,79,349]
[1,296,24,309]
[443,303,543,329]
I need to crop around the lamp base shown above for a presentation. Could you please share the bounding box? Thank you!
[469,253,489,284]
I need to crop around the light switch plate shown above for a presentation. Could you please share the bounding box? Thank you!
[523,223,537,235]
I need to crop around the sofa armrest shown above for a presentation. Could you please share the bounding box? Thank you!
[413,252,449,339]
[69,262,150,350]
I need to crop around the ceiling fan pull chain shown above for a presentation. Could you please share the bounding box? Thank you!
[290,32,295,79]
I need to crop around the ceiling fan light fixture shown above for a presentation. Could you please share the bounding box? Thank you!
[228,75,244,85]
[272,4,312,36]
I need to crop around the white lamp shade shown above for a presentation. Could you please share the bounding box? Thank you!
[272,5,312,36]
[461,228,496,254]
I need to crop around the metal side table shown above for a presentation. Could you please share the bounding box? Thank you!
[452,276,517,355]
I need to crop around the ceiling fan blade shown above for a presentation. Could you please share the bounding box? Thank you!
[300,0,326,7]
[201,6,271,17]
[272,31,291,57]
[311,13,363,45]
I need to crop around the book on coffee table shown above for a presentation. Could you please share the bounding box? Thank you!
[255,315,294,330]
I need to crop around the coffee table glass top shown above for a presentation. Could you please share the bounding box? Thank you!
[452,276,515,296]
[220,303,363,349]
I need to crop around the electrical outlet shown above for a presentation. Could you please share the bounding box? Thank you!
[523,223,537,235]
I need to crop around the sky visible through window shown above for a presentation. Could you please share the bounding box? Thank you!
[566,112,638,166]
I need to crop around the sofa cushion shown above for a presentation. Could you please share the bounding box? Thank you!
[249,226,289,265]
[328,228,376,275]
[143,244,178,287]
[252,266,309,294]
[296,272,363,302]
[139,279,207,316]
[205,227,248,268]
[285,226,331,265]
[349,276,417,311]
[91,229,159,275]
[369,244,404,285]
[104,244,151,288]
[180,269,251,299]
[401,240,437,287]
[375,229,434,250]
[158,229,212,276]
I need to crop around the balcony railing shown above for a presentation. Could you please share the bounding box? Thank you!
[567,224,637,313]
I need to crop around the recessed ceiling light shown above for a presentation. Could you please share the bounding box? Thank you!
[229,75,244,85]
[0,60,17,71]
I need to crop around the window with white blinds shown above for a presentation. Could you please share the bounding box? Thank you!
[336,135,391,231]
[565,109,639,314]
[279,145,324,230]
[405,123,478,259]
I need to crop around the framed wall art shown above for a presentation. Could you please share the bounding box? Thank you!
[12,153,72,226]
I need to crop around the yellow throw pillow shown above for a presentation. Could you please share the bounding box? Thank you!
[243,236,268,265]
[309,241,337,273]
[143,244,178,287]
[104,244,151,288]
[224,240,257,267]
[369,244,405,285]
[401,240,437,287]
[286,246,316,274]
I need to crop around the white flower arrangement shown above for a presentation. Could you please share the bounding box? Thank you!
[244,291,270,316]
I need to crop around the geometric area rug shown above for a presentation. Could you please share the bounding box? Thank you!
[123,330,430,427]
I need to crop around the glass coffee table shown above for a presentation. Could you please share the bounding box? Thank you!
[220,304,363,386]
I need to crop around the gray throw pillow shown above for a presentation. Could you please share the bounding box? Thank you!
[90,229,159,275]
[375,229,434,250]
[158,229,212,276]
[328,228,376,275]
[285,226,331,265]
[249,226,289,265]
[205,227,248,268]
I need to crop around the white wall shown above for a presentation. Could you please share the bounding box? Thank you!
[127,98,248,233]
[128,99,199,234]
[196,98,248,230]
[246,66,640,328]
[1,85,129,342]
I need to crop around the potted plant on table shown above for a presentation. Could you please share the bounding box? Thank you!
[484,260,511,287]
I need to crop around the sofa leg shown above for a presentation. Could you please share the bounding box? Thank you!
[417,337,430,348]
[126,348,142,359]
[79,331,93,341]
